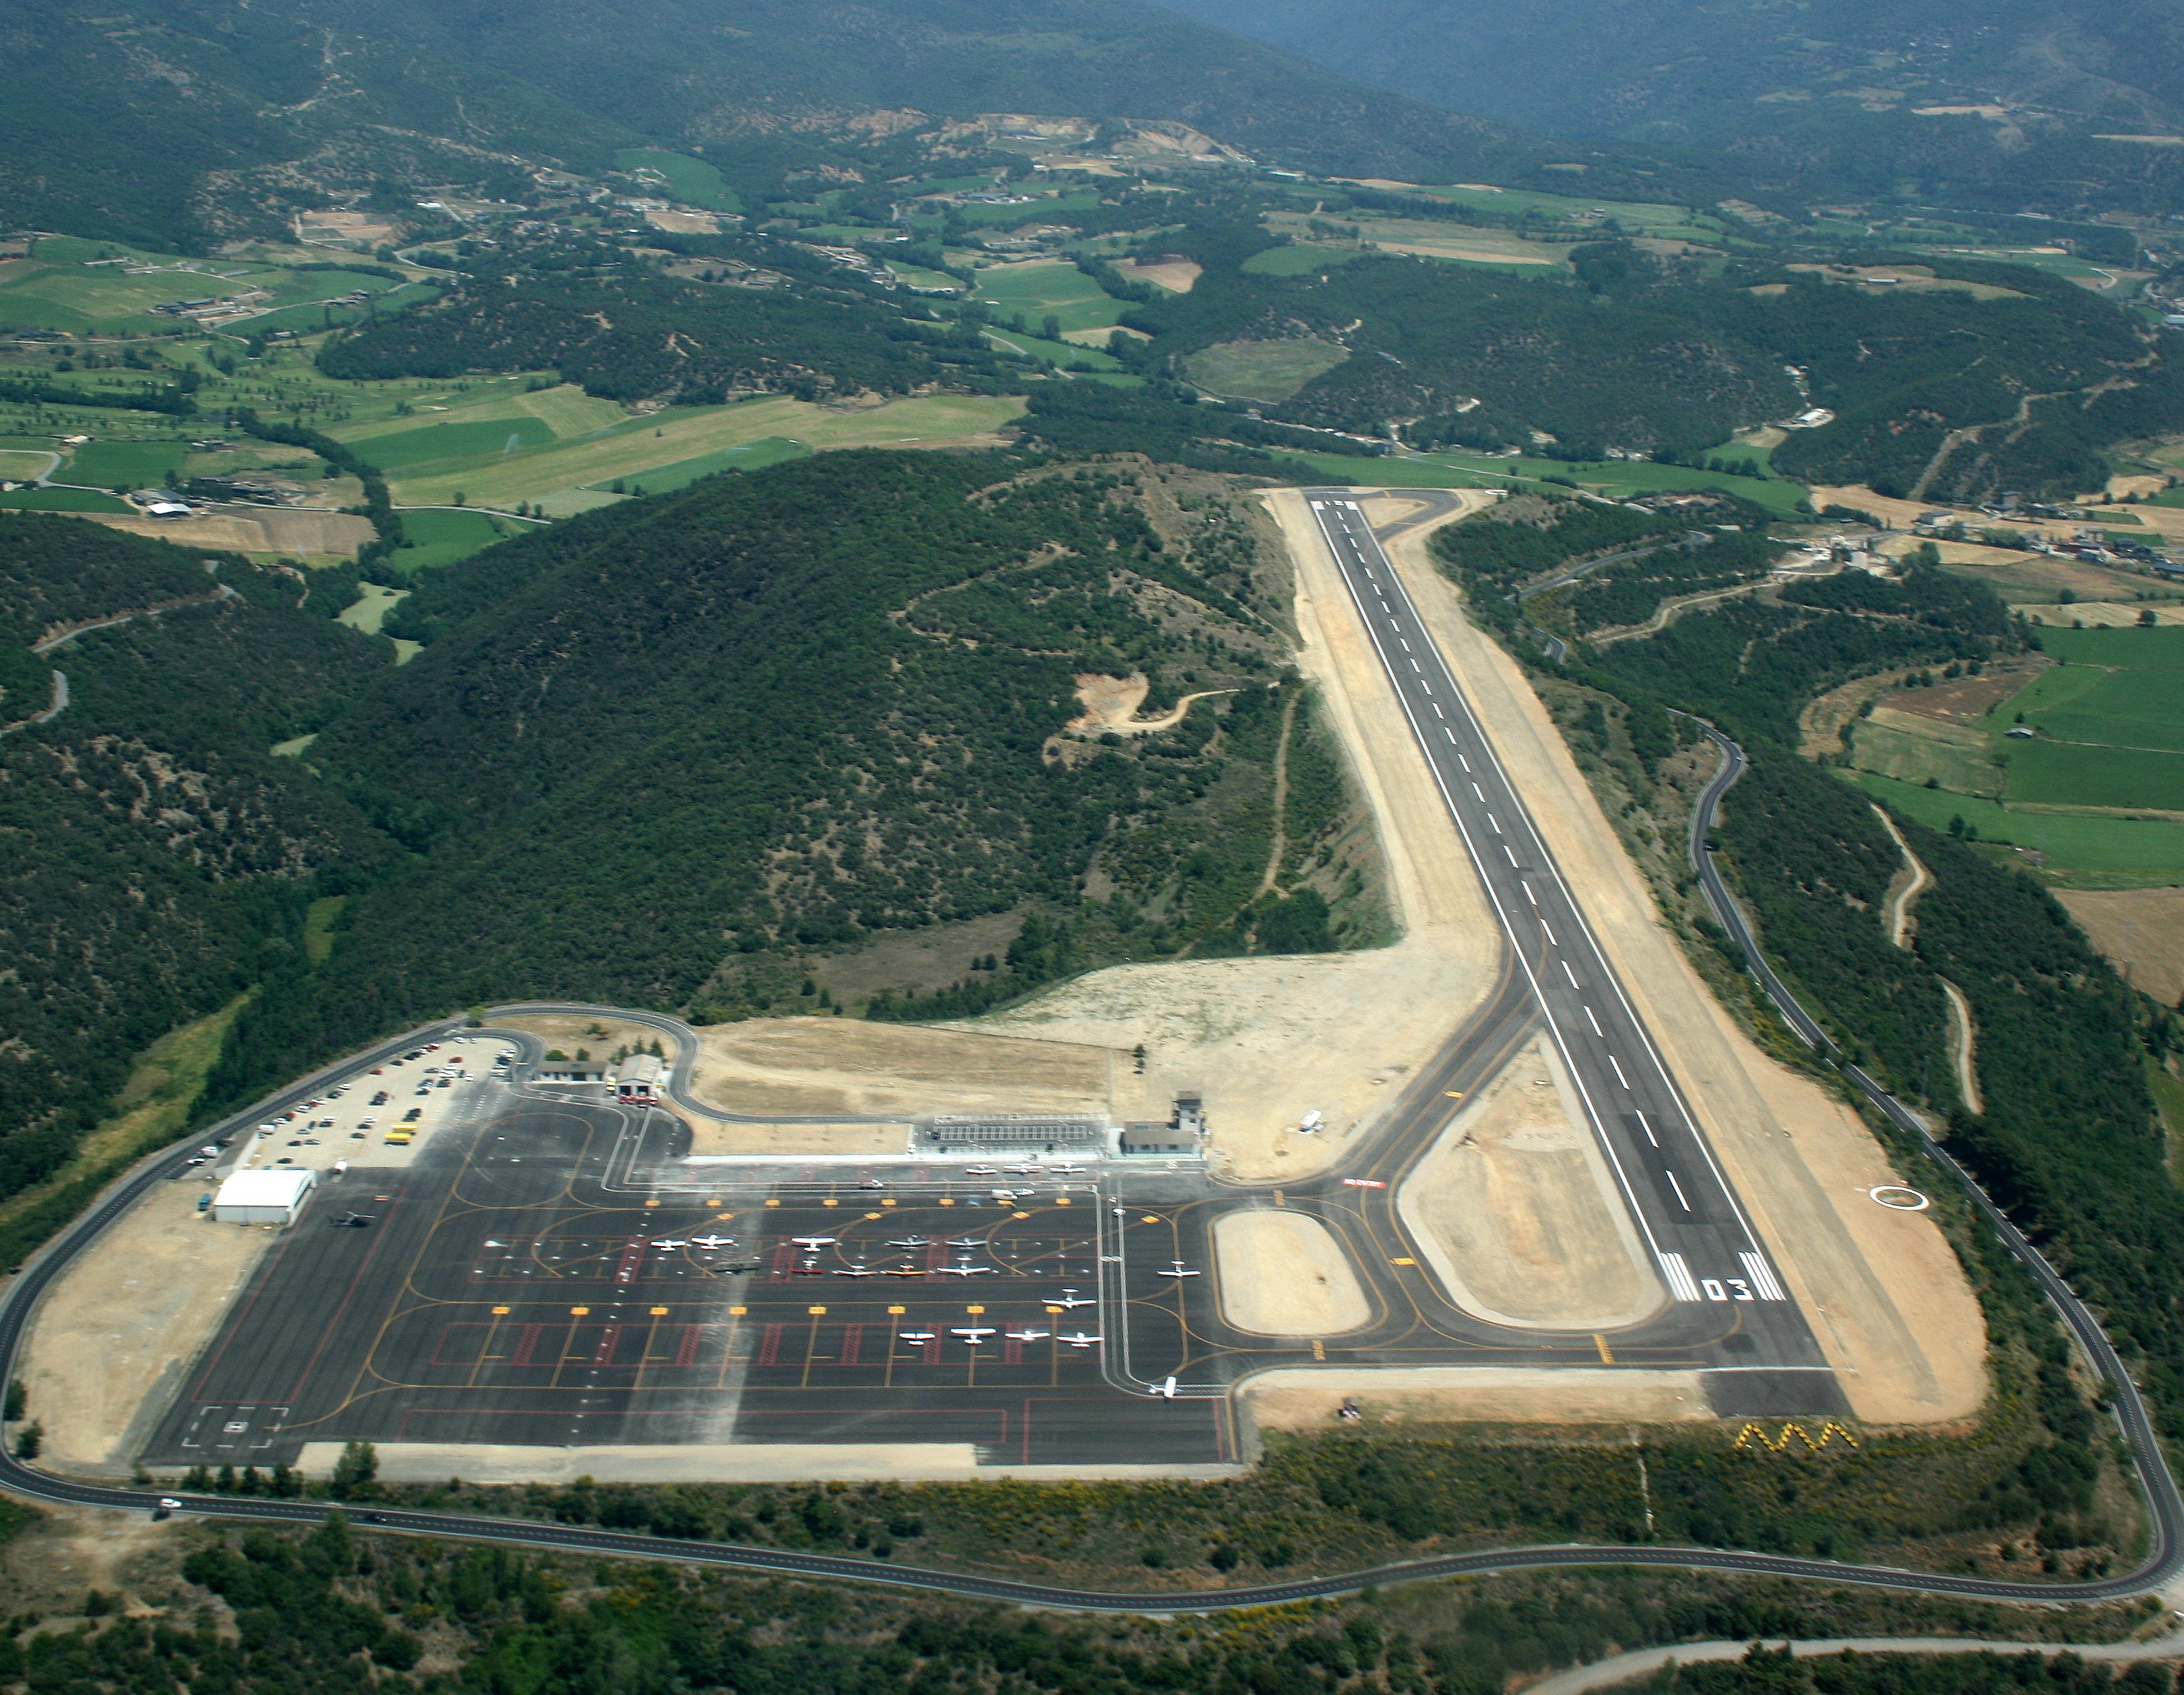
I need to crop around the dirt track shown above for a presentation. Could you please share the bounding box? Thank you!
[1356,488,1987,1426]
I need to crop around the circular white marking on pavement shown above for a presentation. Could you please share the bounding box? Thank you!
[1868,1185,1930,1211]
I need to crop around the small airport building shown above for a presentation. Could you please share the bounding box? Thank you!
[615,1052,663,1103]
[536,1055,608,1083]
[210,1168,317,1225]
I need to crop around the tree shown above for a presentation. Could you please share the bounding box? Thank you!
[11,1421,42,1460]
[331,1438,379,1495]
[3,1380,23,1421]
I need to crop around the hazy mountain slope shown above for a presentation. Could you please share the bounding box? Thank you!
[1156,0,2184,209]
[1,0,1559,248]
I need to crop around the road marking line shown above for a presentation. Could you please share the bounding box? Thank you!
[1658,1251,1701,1301]
[1487,813,1501,834]
[1740,1251,1787,1301]
[1400,637,1410,652]
[1664,1169,1691,1211]
[1458,754,1471,771]
[1505,845,1520,866]
[1610,1055,1630,1088]
[1541,919,1557,944]
[1585,1006,1603,1036]
[1635,1110,1658,1146]
[1563,961,1579,988]
[1410,658,1422,672]
[1472,782,1486,800]
[1432,703,1443,718]
[1444,727,1458,743]
[1522,880,1536,904]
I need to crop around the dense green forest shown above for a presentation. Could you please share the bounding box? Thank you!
[205,451,1377,1111]
[1125,240,2182,499]
[0,1509,2146,1695]
[0,516,395,1244]
[319,271,1019,403]
[1633,1645,2177,1694]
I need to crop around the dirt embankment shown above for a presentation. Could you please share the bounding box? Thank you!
[1213,1208,1372,1336]
[1396,1035,1662,1331]
[1363,487,1988,1427]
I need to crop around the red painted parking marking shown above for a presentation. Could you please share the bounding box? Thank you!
[838,1323,862,1367]
[922,1338,941,1364]
[674,1325,702,1367]
[591,1325,621,1365]
[613,1239,645,1285]
[510,1324,543,1367]
[1004,1339,1024,1366]
[755,1323,783,1368]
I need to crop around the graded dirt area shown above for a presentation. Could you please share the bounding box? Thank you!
[1397,1036,1662,1330]
[1241,1367,1713,1431]
[298,1440,1234,1484]
[1068,671,1233,735]
[83,508,375,557]
[1112,257,1201,293]
[2056,887,2184,1006]
[957,488,1503,1183]
[1213,1209,1373,1336]
[15,1183,276,1473]
[687,1016,1114,1128]
[1358,487,1987,1426]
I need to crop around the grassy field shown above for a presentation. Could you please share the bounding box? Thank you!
[1267,213,1571,273]
[384,392,1024,508]
[2004,740,2184,810]
[1940,551,2177,606]
[2039,625,2184,670]
[388,509,533,572]
[1289,446,1810,516]
[1241,244,1367,277]
[1848,714,2006,796]
[0,485,131,512]
[615,147,743,213]
[63,438,189,489]
[1856,773,2184,885]
[0,244,405,335]
[585,436,809,494]
[1386,182,1725,242]
[971,260,1130,333]
[1186,338,1350,402]
[980,326,1124,370]
[886,262,963,293]
[1990,627,2184,808]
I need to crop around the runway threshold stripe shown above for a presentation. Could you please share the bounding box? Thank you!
[1740,1252,1788,1301]
[1658,1252,1702,1302]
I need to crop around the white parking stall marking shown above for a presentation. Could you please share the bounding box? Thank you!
[1658,1252,1702,1302]
[1740,1251,1787,1301]
[1609,1055,1630,1088]
[1664,1169,1692,1212]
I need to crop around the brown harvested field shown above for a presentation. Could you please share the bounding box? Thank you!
[1113,257,1201,293]
[1395,1036,1660,1330]
[16,1183,275,1473]
[1241,1367,1713,1431]
[1213,1208,1373,1336]
[2022,601,2184,628]
[687,1016,1114,1123]
[957,487,1505,1183]
[1889,663,2047,724]
[1366,487,1989,1425]
[81,508,375,558]
[2056,887,2184,1006]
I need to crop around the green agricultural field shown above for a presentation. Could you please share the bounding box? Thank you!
[614,148,744,213]
[586,436,809,495]
[1241,244,1366,277]
[386,392,1024,508]
[0,485,131,512]
[980,324,1124,370]
[63,438,189,489]
[886,263,963,293]
[1312,446,1810,516]
[2037,625,2184,670]
[1390,182,1723,242]
[2033,669,2184,753]
[1855,773,2184,885]
[348,415,558,475]
[935,192,1103,230]
[386,508,534,573]
[1848,714,2006,796]
[2004,740,2184,812]
[0,248,408,335]
[1186,338,1349,403]
[971,260,1130,333]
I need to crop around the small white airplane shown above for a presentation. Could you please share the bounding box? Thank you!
[1157,1375,1177,1399]
[943,1237,984,1249]
[652,1239,688,1251]
[835,1262,877,1277]
[790,1236,838,1248]
[950,1326,996,1342]
[887,1236,932,1249]
[484,1239,508,1249]
[1052,1289,1095,1310]
[934,1263,994,1276]
[899,1331,936,1344]
[1158,1261,1201,1278]
[689,1235,736,1250]
[1006,1327,1050,1342]
[1060,1331,1103,1348]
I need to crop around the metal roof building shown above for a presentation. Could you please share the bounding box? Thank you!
[210,1168,317,1225]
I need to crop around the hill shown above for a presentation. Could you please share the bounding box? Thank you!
[1,0,1573,252]
[1155,0,2184,213]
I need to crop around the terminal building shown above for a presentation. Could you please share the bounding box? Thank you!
[210,1168,317,1225]
[916,1113,1107,1156]
[535,1054,608,1083]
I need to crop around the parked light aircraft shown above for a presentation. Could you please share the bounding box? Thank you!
[887,1236,932,1249]
[899,1331,936,1344]
[1006,1328,1050,1342]
[652,1239,687,1250]
[1060,1331,1102,1348]
[943,1237,984,1248]
[934,1262,994,1276]
[1158,1261,1200,1278]
[950,1327,996,1342]
[1052,1289,1094,1309]
[790,1236,837,1248]
[835,1263,876,1277]
[689,1235,736,1250]
[1157,1375,1177,1399]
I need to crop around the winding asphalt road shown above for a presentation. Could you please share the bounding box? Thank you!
[1,559,2179,1616]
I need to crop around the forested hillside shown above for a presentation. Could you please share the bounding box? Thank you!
[1127,237,2183,497]
[0,517,396,1239]
[1158,0,2184,215]
[319,271,1017,404]
[209,450,1373,1107]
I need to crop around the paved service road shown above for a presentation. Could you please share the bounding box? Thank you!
[1302,493,1824,1387]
